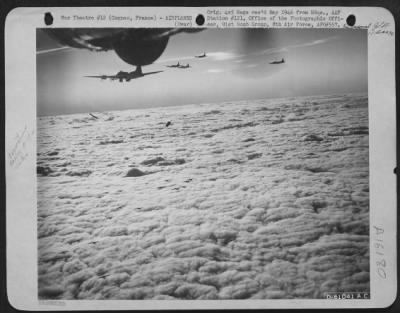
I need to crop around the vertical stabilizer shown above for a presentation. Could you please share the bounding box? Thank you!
[135,66,143,76]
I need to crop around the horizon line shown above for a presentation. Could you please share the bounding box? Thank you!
[37,91,368,118]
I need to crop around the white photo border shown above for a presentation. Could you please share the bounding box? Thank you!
[5,6,397,310]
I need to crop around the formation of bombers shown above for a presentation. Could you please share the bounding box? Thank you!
[40,28,285,82]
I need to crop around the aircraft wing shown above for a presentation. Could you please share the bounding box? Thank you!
[83,75,118,80]
[83,71,163,80]
[38,28,205,54]
[40,29,124,51]
[142,70,163,76]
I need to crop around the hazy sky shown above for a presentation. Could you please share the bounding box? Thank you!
[37,28,367,116]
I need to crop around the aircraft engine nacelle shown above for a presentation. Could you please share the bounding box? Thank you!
[113,29,170,66]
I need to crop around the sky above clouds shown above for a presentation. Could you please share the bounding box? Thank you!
[37,28,367,116]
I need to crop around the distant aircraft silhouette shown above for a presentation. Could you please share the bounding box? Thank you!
[166,121,172,127]
[84,66,163,82]
[195,52,207,58]
[166,62,181,68]
[177,63,191,69]
[269,58,285,64]
[89,113,98,119]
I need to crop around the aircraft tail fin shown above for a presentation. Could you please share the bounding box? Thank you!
[135,66,143,76]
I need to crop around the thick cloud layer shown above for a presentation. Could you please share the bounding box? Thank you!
[37,94,369,299]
